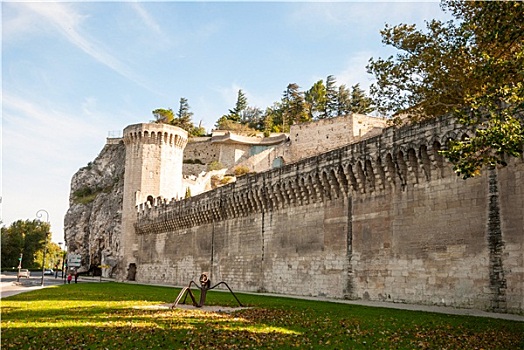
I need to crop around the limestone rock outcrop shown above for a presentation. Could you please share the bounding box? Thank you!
[64,141,125,277]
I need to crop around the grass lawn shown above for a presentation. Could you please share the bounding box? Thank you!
[1,282,523,349]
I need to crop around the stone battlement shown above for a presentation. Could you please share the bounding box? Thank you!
[135,115,470,233]
[123,123,188,149]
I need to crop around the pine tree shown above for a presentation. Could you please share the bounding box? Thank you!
[350,84,374,114]
[337,84,352,116]
[282,83,308,129]
[172,97,194,133]
[323,75,338,119]
[227,90,248,123]
[305,80,327,120]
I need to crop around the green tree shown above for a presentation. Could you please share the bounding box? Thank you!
[322,75,338,119]
[305,80,327,120]
[191,120,207,137]
[216,90,250,130]
[241,106,264,131]
[152,108,174,124]
[367,0,524,178]
[46,242,65,270]
[172,97,195,133]
[350,84,374,114]
[228,89,248,123]
[282,83,309,129]
[336,84,352,117]
[262,102,284,134]
[215,115,230,130]
[1,224,24,268]
[1,220,49,269]
[215,118,258,135]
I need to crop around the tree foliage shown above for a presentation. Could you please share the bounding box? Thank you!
[152,98,206,137]
[241,106,264,131]
[323,75,338,119]
[1,220,50,269]
[305,80,327,120]
[282,83,309,129]
[213,78,375,135]
[350,84,374,115]
[368,0,524,178]
[336,84,351,117]
[152,108,174,124]
[216,90,251,131]
[172,97,194,131]
[230,89,248,122]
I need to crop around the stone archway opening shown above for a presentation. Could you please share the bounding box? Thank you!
[127,263,137,281]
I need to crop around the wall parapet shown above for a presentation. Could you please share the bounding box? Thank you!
[123,123,188,149]
[135,115,501,234]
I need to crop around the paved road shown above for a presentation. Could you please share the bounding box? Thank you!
[1,272,75,298]
[2,273,522,322]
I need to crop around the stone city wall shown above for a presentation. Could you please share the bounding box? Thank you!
[288,114,387,163]
[134,115,523,313]
[184,138,220,165]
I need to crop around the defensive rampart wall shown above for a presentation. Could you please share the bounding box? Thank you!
[134,115,523,314]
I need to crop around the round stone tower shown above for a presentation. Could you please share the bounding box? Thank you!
[120,123,188,280]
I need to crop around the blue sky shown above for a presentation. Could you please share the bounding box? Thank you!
[2,1,451,243]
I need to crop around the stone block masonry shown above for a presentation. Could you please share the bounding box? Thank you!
[122,123,188,280]
[134,115,523,314]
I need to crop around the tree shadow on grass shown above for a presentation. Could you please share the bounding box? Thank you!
[1,305,305,350]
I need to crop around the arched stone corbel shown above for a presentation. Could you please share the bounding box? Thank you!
[406,147,420,185]
[395,150,408,191]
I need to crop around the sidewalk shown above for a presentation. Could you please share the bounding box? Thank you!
[2,274,523,322]
[0,280,45,298]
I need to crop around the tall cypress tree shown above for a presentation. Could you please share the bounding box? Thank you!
[305,80,327,120]
[337,84,352,116]
[173,97,194,132]
[323,75,338,119]
[227,90,248,123]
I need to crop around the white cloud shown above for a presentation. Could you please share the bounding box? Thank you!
[130,3,163,35]
[6,2,163,95]
[2,93,106,167]
[24,4,129,76]
[127,3,175,50]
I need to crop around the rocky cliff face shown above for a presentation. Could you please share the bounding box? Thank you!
[64,141,125,277]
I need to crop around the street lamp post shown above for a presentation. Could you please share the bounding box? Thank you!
[58,242,64,279]
[36,209,50,287]
[61,244,67,283]
[16,253,23,283]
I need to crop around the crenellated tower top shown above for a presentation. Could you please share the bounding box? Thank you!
[123,123,188,149]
